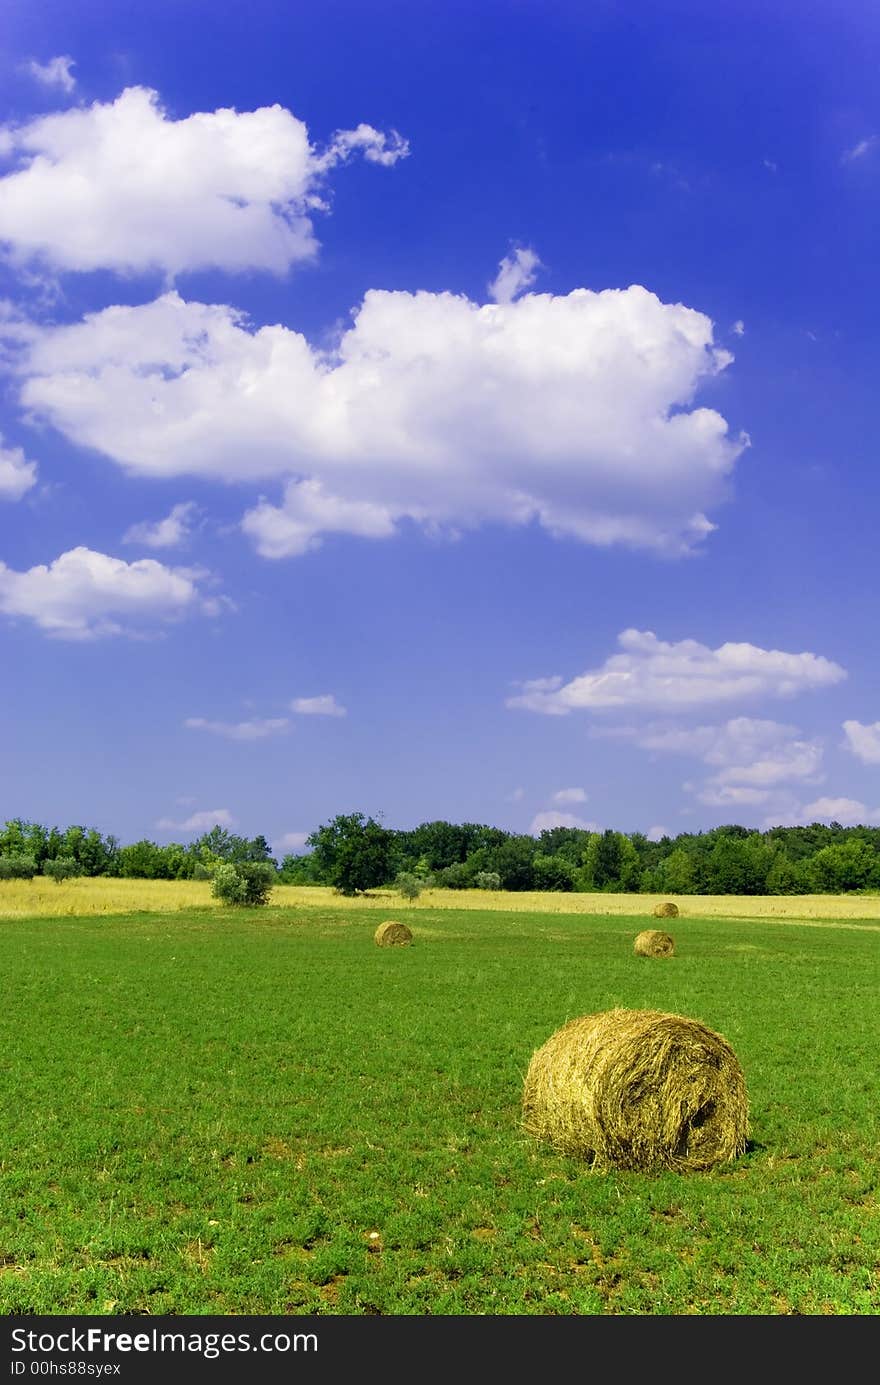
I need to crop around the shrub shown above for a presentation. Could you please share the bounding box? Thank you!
[211,861,275,907]
[473,870,501,890]
[0,855,37,881]
[434,862,472,889]
[43,857,79,884]
[395,870,422,903]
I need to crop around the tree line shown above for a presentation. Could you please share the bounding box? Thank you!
[3,813,880,896]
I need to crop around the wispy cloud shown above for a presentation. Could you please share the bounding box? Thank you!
[23,56,76,93]
[156,808,235,832]
[291,694,346,717]
[488,246,542,304]
[123,502,199,550]
[842,136,877,164]
[184,716,290,741]
[798,796,880,826]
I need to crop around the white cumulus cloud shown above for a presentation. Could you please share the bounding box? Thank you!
[274,831,310,854]
[184,717,289,741]
[243,481,395,558]
[508,630,846,714]
[0,86,407,277]
[291,694,346,717]
[23,56,76,93]
[123,501,198,549]
[16,281,747,557]
[529,810,599,834]
[646,825,670,842]
[0,545,218,639]
[0,435,38,499]
[552,787,587,804]
[842,719,880,765]
[315,123,409,169]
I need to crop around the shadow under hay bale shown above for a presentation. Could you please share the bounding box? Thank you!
[374,920,413,947]
[653,900,679,918]
[634,929,675,958]
[522,1007,749,1173]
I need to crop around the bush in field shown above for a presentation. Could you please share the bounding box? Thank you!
[211,861,275,907]
[434,861,473,889]
[473,870,501,890]
[0,855,37,880]
[395,870,422,903]
[43,857,79,884]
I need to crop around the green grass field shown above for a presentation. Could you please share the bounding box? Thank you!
[1,901,878,1315]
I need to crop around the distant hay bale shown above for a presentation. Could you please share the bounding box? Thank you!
[521,1007,749,1173]
[634,929,675,958]
[653,900,679,918]
[373,920,413,947]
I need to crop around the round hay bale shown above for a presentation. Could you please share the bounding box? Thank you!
[373,920,413,947]
[634,929,675,958]
[653,900,679,918]
[521,1007,749,1173]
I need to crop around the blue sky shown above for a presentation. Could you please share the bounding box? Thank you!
[1,0,879,855]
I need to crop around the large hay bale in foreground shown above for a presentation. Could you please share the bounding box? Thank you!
[634,929,675,958]
[374,920,413,947]
[522,1008,748,1173]
[653,900,679,918]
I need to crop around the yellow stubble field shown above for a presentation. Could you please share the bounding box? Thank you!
[2,876,880,926]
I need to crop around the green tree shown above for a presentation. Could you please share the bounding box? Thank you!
[277,851,324,884]
[532,854,575,892]
[616,835,642,891]
[581,830,638,890]
[117,840,167,878]
[766,853,807,895]
[306,813,394,896]
[807,841,878,893]
[706,835,772,895]
[486,835,538,891]
[657,847,696,895]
